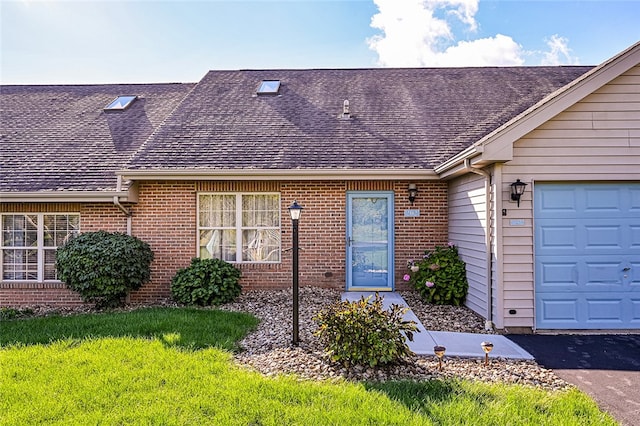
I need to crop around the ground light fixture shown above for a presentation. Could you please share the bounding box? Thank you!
[434,345,446,371]
[481,341,494,366]
[510,179,528,207]
[408,183,418,205]
[288,200,303,346]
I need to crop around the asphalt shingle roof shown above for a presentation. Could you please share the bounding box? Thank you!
[1,66,595,193]
[125,67,593,172]
[1,83,194,192]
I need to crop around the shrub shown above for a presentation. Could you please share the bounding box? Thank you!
[314,293,418,367]
[56,231,154,308]
[407,244,468,306]
[171,258,242,306]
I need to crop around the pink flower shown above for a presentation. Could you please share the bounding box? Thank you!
[425,281,435,288]
[448,242,455,247]
[403,274,410,281]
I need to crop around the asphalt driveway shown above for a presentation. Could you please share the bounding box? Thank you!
[508,334,640,426]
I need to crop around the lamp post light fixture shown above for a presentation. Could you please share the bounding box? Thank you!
[287,200,303,346]
[434,345,446,371]
[481,341,494,367]
[510,179,528,207]
[408,183,418,205]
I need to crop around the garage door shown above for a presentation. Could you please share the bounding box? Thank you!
[535,183,640,329]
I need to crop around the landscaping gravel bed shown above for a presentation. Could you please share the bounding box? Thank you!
[222,287,570,390]
[14,287,568,390]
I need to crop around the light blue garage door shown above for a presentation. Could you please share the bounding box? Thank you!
[535,183,640,329]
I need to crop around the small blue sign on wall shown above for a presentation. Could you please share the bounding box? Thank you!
[404,209,420,217]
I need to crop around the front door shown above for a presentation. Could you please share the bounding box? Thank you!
[346,192,394,291]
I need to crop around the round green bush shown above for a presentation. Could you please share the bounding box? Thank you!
[314,293,418,367]
[56,231,154,308]
[408,244,468,306]
[171,258,242,306]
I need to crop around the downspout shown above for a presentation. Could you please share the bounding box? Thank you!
[463,159,494,331]
[114,176,132,236]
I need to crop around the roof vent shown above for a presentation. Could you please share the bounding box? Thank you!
[340,99,351,119]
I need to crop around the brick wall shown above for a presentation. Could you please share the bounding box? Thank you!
[129,180,448,299]
[1,180,449,307]
[128,181,197,303]
[0,202,129,307]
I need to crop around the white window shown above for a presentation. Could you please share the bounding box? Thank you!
[198,193,281,263]
[1,214,80,281]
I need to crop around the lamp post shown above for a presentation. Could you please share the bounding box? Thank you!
[288,200,303,346]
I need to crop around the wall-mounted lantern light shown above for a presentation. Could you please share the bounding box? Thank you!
[287,200,303,346]
[408,183,418,205]
[510,179,528,207]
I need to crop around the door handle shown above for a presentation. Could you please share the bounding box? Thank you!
[623,267,631,272]
[347,237,353,246]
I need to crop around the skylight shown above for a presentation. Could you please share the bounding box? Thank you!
[256,80,280,95]
[104,95,138,110]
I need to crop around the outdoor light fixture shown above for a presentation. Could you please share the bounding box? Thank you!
[408,183,418,205]
[288,200,303,221]
[434,345,446,371]
[481,341,494,367]
[510,179,528,207]
[287,200,303,346]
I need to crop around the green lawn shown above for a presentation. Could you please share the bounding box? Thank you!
[0,308,616,425]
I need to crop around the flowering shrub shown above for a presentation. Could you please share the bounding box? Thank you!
[408,244,468,306]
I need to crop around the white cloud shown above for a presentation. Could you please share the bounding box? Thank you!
[540,34,580,65]
[368,0,524,67]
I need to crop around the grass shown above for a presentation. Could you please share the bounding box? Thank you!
[0,307,258,351]
[0,308,617,425]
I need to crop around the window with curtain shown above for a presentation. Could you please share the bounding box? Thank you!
[1,213,80,281]
[198,193,280,263]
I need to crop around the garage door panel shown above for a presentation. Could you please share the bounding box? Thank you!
[538,257,629,290]
[585,224,622,249]
[537,222,635,256]
[535,183,639,329]
[632,226,640,249]
[632,299,640,323]
[586,299,624,322]
[538,294,638,329]
[629,187,640,211]
[584,187,624,212]
[584,260,625,286]
[537,259,577,289]
[537,188,577,216]
[538,225,578,251]
[538,298,579,324]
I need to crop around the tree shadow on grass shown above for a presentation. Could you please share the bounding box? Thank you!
[365,379,497,418]
[0,307,259,352]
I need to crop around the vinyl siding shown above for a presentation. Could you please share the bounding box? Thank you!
[448,172,490,318]
[499,64,640,329]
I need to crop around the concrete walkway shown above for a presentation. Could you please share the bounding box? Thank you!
[342,292,533,360]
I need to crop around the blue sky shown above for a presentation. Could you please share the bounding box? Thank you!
[1,0,639,85]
